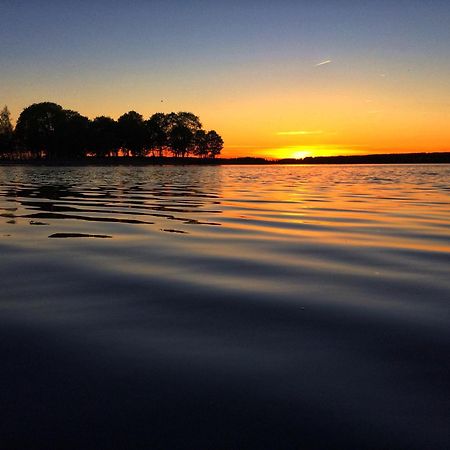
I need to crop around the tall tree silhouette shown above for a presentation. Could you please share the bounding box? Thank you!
[169,124,193,158]
[193,130,208,158]
[206,130,223,158]
[146,113,167,157]
[165,112,202,157]
[117,111,147,157]
[90,116,119,157]
[15,102,66,159]
[59,110,90,159]
[0,106,14,158]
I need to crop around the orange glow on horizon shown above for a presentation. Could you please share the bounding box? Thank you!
[221,145,368,160]
[197,73,450,159]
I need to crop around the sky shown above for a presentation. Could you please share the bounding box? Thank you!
[1,0,450,158]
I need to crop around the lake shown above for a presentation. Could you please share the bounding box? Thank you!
[1,164,449,449]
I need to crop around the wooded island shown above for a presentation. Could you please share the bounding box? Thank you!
[0,103,223,160]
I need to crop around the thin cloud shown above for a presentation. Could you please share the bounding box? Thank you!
[277,130,324,136]
[315,60,332,67]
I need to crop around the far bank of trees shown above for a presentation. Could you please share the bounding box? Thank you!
[0,103,223,160]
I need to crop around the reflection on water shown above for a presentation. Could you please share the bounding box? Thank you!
[1,166,222,233]
[0,164,449,449]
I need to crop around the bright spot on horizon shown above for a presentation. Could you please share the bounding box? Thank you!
[315,59,332,66]
[277,130,324,136]
[292,151,311,159]
[262,145,366,160]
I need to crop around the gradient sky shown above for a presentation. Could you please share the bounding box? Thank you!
[1,0,450,158]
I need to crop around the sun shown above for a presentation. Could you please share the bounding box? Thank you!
[291,150,311,159]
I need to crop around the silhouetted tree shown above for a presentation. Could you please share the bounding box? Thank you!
[15,102,66,158]
[169,124,194,158]
[0,106,14,158]
[165,112,202,157]
[206,130,223,158]
[59,110,90,159]
[117,111,147,157]
[146,113,167,157]
[193,130,208,158]
[90,116,119,157]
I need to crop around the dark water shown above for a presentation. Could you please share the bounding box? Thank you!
[1,164,449,449]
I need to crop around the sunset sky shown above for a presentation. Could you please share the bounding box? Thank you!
[1,0,450,158]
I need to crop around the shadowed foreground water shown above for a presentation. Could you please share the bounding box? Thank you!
[0,164,449,449]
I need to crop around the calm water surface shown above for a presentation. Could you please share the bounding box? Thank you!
[1,164,449,449]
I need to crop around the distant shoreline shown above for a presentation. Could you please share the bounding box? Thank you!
[0,152,449,166]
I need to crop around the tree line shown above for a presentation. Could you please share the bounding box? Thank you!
[0,103,223,160]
